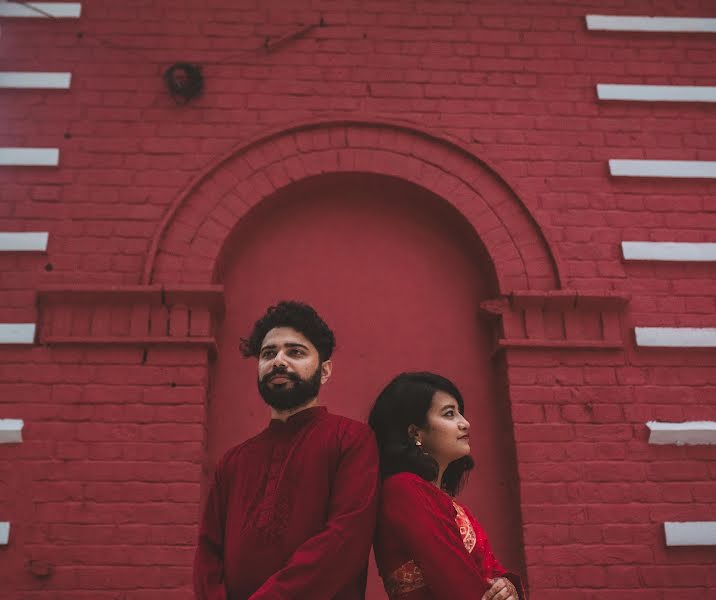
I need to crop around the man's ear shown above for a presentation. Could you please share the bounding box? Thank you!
[320,359,332,384]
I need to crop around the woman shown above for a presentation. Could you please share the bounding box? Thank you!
[369,372,525,600]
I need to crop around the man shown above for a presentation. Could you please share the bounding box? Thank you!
[193,301,380,600]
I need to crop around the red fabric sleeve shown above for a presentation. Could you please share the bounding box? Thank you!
[477,533,504,580]
[193,463,228,600]
[464,506,506,580]
[382,473,492,598]
[249,426,380,600]
[463,507,526,600]
[462,507,527,598]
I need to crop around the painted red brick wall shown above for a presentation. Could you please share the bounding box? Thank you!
[1,1,715,598]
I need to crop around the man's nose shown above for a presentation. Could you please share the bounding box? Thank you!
[272,351,288,367]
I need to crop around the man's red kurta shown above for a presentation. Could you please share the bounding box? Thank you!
[193,407,380,600]
[374,472,525,599]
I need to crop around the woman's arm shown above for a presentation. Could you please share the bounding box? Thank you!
[381,473,492,597]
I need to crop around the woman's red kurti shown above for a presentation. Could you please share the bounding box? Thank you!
[374,472,525,599]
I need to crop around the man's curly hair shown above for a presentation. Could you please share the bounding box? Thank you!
[240,301,336,362]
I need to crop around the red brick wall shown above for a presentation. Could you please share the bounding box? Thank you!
[1,1,715,598]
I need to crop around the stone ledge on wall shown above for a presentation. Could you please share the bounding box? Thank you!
[480,290,630,351]
[35,284,224,354]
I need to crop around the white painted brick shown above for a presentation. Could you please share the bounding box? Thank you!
[0,419,23,443]
[0,148,59,166]
[586,15,716,32]
[0,232,48,252]
[0,2,81,17]
[598,84,716,102]
[0,72,71,89]
[647,421,716,445]
[635,327,716,348]
[622,242,716,262]
[0,323,36,344]
[0,522,9,545]
[609,160,716,178]
[664,522,716,546]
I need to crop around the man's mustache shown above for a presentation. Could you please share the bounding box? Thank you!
[261,367,301,384]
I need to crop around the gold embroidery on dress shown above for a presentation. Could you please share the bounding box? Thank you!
[453,501,477,554]
[384,560,426,597]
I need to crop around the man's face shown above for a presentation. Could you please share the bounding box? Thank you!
[256,327,332,411]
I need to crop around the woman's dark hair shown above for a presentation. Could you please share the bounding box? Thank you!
[368,371,474,496]
[240,301,335,362]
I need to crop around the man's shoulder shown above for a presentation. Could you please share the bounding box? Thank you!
[321,411,374,440]
[322,411,370,430]
[216,429,270,468]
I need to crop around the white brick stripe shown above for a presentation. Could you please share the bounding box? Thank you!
[664,522,716,546]
[0,148,58,166]
[0,232,48,252]
[647,421,716,445]
[0,522,9,545]
[609,160,716,178]
[0,72,71,89]
[586,15,716,32]
[0,2,81,17]
[622,242,716,262]
[598,84,716,102]
[635,327,716,348]
[0,419,23,443]
[0,324,36,344]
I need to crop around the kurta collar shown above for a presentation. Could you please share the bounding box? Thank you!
[268,405,327,433]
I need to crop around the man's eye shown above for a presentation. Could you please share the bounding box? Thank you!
[261,351,275,359]
[289,349,304,357]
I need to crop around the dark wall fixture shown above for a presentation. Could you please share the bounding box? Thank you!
[163,62,203,104]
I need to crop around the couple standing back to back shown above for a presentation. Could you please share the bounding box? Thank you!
[194,301,525,600]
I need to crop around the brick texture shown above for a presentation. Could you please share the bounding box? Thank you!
[1,1,715,598]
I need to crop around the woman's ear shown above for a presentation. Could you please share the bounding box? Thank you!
[407,424,421,444]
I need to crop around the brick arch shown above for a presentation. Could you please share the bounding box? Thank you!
[145,119,561,292]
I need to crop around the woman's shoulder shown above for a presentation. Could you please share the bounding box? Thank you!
[379,472,457,533]
[382,472,450,505]
[383,471,429,490]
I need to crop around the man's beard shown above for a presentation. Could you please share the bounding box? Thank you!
[257,365,322,411]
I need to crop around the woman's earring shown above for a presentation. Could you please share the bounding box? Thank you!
[415,440,422,446]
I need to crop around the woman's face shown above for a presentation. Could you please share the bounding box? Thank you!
[413,390,471,467]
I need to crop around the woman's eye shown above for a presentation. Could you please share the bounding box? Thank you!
[444,410,454,417]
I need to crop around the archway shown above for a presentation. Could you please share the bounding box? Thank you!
[210,172,526,598]
[145,118,560,292]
